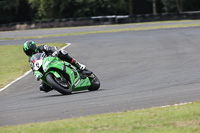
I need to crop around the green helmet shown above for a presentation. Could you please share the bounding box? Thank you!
[23,40,37,56]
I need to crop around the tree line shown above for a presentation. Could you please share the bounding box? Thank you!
[0,0,200,24]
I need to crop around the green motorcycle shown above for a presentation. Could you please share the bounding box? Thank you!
[31,52,100,95]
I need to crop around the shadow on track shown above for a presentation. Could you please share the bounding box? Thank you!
[36,89,104,98]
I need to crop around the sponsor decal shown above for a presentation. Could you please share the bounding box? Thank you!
[80,81,85,86]
[73,78,81,88]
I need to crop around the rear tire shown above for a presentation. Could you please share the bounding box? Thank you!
[46,74,72,95]
[88,74,100,91]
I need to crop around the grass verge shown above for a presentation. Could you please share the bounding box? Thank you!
[0,102,200,133]
[0,43,66,89]
[1,22,200,40]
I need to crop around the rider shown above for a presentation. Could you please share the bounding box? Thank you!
[23,40,86,92]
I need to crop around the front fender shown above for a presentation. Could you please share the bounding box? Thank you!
[50,71,61,78]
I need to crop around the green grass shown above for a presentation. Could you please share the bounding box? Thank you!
[0,43,66,89]
[0,102,200,133]
[1,21,200,40]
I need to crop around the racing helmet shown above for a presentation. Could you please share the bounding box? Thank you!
[23,40,37,56]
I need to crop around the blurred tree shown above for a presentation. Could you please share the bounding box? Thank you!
[161,0,177,13]
[16,0,33,22]
[0,0,19,10]
[0,0,19,23]
[28,0,128,20]
[28,0,56,19]
[161,0,186,13]
[152,0,157,14]
[0,0,32,24]
[128,0,163,15]
[176,0,184,12]
[183,0,200,12]
[1,0,200,24]
[128,0,133,15]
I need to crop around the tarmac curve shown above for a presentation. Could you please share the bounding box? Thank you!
[0,25,200,126]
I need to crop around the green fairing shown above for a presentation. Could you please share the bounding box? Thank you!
[38,56,91,91]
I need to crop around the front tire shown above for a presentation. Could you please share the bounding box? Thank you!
[46,74,72,95]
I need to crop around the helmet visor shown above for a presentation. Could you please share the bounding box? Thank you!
[26,49,34,56]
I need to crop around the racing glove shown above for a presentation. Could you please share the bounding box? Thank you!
[52,49,67,57]
[52,50,59,57]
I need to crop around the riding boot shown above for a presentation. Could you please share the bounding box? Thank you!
[40,82,53,92]
[71,59,86,70]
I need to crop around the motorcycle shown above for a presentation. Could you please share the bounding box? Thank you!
[30,52,100,95]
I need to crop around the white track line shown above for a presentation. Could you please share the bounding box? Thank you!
[160,102,193,108]
[0,70,32,92]
[0,43,71,92]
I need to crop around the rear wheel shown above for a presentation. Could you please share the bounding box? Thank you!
[46,73,72,95]
[88,74,100,91]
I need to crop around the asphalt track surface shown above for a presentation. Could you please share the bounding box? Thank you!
[1,22,200,126]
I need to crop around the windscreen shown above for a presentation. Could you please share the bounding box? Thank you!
[30,53,46,61]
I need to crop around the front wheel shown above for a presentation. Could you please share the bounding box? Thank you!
[88,74,100,91]
[46,73,72,95]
